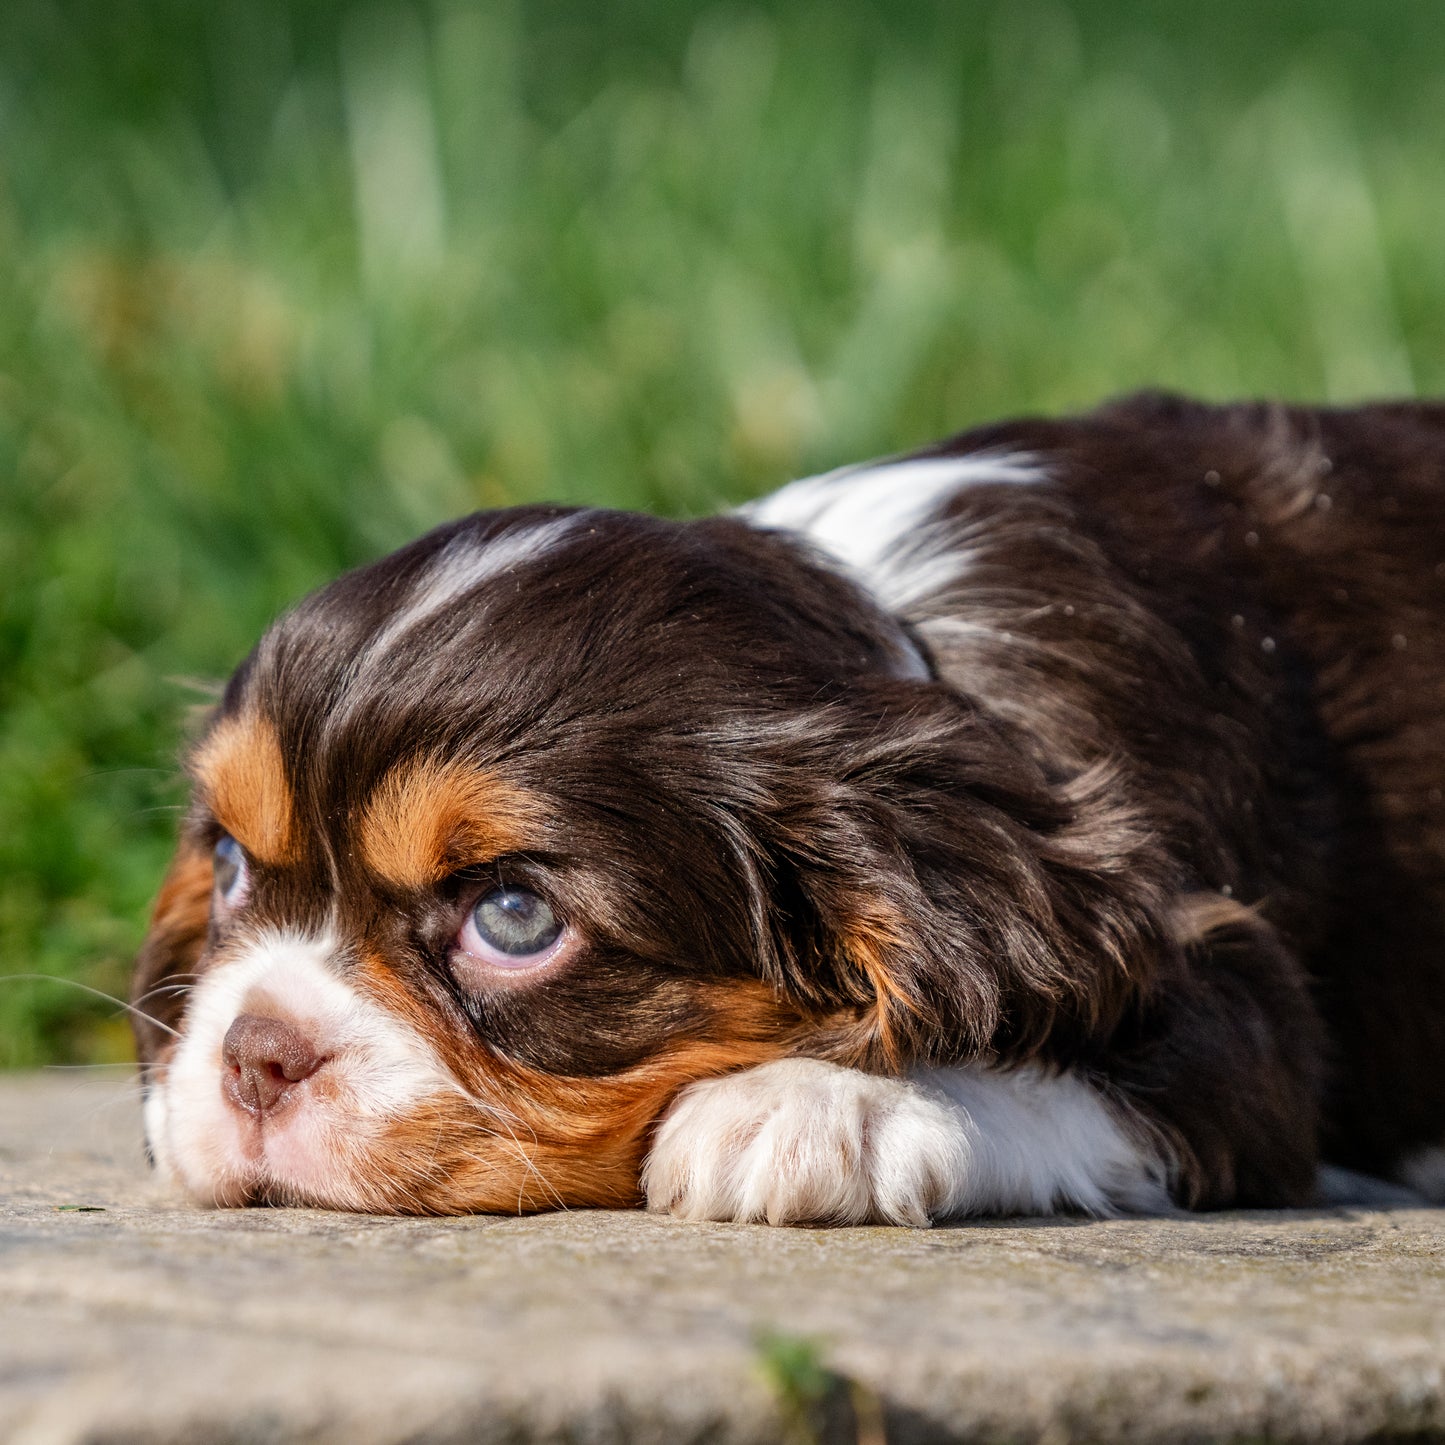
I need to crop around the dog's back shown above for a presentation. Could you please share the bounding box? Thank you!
[757,392,1445,1191]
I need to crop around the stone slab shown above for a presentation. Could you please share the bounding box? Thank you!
[1,1073,1443,1445]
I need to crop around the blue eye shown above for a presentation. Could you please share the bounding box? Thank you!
[213,834,250,906]
[458,886,564,966]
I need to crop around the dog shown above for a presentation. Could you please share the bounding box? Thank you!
[130,392,1445,1223]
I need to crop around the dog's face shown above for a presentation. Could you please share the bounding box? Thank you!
[133,505,955,1213]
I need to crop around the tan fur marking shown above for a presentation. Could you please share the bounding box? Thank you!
[803,906,932,1072]
[1170,892,1265,947]
[191,714,298,863]
[359,756,542,888]
[149,843,215,936]
[844,916,925,1070]
[131,838,215,1066]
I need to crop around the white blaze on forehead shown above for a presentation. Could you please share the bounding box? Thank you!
[744,452,1045,615]
[395,514,586,639]
[352,513,588,681]
[151,928,459,1209]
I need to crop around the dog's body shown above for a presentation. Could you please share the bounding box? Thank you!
[132,393,1445,1221]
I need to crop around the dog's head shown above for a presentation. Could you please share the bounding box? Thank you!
[132,506,931,1211]
[133,502,1154,1213]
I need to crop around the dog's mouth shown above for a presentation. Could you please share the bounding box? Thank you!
[142,931,474,1213]
[154,1071,494,1214]
[152,1076,358,1210]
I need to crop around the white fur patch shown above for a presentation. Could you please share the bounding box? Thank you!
[383,515,583,649]
[153,928,458,1209]
[915,1063,1170,1216]
[643,1057,1167,1227]
[142,1083,171,1176]
[745,452,1045,614]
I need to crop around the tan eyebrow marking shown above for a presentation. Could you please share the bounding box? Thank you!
[358,756,543,889]
[191,713,299,864]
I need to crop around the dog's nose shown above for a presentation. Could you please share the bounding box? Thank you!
[221,1013,325,1118]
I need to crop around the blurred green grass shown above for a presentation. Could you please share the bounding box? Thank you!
[2,0,1443,1065]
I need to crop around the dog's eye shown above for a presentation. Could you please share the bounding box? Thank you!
[457,886,564,968]
[213,833,251,908]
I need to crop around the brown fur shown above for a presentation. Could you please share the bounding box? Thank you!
[132,395,1445,1215]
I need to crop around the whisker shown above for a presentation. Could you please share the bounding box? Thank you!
[404,1090,564,1213]
[41,1062,141,1072]
[77,765,180,783]
[479,1119,565,1212]
[441,1084,571,1211]
[133,981,197,1009]
[0,974,182,1039]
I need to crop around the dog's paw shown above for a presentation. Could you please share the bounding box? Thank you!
[642,1058,969,1226]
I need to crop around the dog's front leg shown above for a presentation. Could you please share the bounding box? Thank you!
[642,1057,1169,1226]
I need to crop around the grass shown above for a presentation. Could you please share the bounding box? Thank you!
[2,0,1443,1064]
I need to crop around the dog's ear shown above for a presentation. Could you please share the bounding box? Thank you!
[131,829,213,1065]
[756,683,1175,1070]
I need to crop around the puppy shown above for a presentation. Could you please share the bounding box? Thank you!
[131,392,1445,1223]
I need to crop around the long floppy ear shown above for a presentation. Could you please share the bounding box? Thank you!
[131,827,214,1066]
[757,682,1178,1071]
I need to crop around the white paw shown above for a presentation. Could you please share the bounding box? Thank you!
[642,1058,970,1227]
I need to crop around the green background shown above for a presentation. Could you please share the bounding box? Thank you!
[2,0,1443,1065]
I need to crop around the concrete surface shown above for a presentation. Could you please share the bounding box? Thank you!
[2,1073,1444,1445]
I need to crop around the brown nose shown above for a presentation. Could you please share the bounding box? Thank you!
[221,1013,325,1118]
